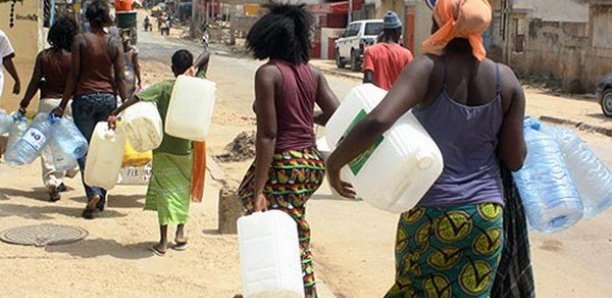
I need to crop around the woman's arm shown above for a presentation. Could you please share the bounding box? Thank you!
[498,65,527,171]
[132,50,142,89]
[326,56,434,197]
[3,54,20,94]
[252,64,280,211]
[55,35,83,116]
[193,48,211,76]
[313,67,340,126]
[111,37,129,102]
[19,52,43,112]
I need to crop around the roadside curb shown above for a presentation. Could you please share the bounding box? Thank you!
[539,115,612,137]
[318,68,362,81]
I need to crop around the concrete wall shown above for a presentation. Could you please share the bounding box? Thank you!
[511,20,588,92]
[0,1,41,110]
[583,4,612,92]
[510,4,612,92]
[378,0,403,18]
[406,0,432,57]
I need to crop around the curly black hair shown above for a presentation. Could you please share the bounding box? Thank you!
[246,4,313,64]
[47,16,78,51]
[86,0,113,28]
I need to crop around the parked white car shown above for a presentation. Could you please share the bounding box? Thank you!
[335,19,384,71]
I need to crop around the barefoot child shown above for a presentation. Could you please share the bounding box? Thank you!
[109,48,210,256]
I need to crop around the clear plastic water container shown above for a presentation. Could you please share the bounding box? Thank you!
[512,118,584,233]
[543,126,612,218]
[166,75,216,141]
[325,84,444,213]
[237,210,304,298]
[0,109,13,135]
[5,113,55,166]
[5,113,28,164]
[84,122,126,190]
[122,101,163,152]
[52,116,88,159]
[48,137,79,172]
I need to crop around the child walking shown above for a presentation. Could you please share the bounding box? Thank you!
[109,48,210,255]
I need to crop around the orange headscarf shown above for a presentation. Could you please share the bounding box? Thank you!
[422,0,492,61]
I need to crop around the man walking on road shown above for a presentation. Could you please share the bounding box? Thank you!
[362,11,413,90]
[0,29,21,100]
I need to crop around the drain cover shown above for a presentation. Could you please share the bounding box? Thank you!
[0,224,88,247]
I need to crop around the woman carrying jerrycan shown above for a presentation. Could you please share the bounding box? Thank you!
[108,48,210,256]
[236,4,340,297]
[18,17,79,202]
[328,0,528,297]
[52,0,130,219]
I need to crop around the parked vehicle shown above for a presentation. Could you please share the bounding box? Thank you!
[335,19,384,72]
[596,74,612,117]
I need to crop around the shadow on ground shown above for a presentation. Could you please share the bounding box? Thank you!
[106,195,145,209]
[0,203,126,220]
[45,238,155,260]
[0,187,50,202]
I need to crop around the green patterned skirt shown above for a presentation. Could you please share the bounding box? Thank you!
[145,152,193,226]
[238,147,326,298]
[385,203,504,298]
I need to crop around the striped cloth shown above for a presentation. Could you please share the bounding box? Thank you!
[491,166,536,298]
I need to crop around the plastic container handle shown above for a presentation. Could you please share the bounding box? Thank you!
[415,151,434,170]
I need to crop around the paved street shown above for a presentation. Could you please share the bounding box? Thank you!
[0,26,610,298]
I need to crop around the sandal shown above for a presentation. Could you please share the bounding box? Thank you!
[82,208,97,219]
[172,241,189,251]
[150,246,166,257]
[57,183,68,193]
[49,186,61,202]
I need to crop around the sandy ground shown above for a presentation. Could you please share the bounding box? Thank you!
[0,18,611,297]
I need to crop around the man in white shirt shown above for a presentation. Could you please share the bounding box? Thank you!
[0,29,21,99]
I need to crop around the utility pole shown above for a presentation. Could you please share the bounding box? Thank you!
[348,0,353,23]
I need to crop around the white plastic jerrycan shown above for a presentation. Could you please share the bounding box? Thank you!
[325,84,444,213]
[84,122,126,190]
[237,210,304,298]
[165,75,216,141]
[122,101,163,152]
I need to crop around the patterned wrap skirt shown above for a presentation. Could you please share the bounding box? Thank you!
[238,147,326,298]
[145,153,193,226]
[385,203,504,298]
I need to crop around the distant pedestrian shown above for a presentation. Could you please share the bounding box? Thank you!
[19,17,79,202]
[362,11,413,90]
[121,35,142,98]
[237,4,340,298]
[327,0,527,296]
[144,15,152,31]
[0,29,20,99]
[52,0,130,220]
[108,48,211,256]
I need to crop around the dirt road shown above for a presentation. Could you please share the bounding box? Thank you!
[0,25,610,298]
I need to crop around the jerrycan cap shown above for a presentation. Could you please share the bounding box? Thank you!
[49,113,60,124]
[523,116,541,130]
[415,151,434,170]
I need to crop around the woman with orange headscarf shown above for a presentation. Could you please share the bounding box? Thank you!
[327,0,527,296]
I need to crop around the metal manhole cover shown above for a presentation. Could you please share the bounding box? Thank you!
[0,224,88,247]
